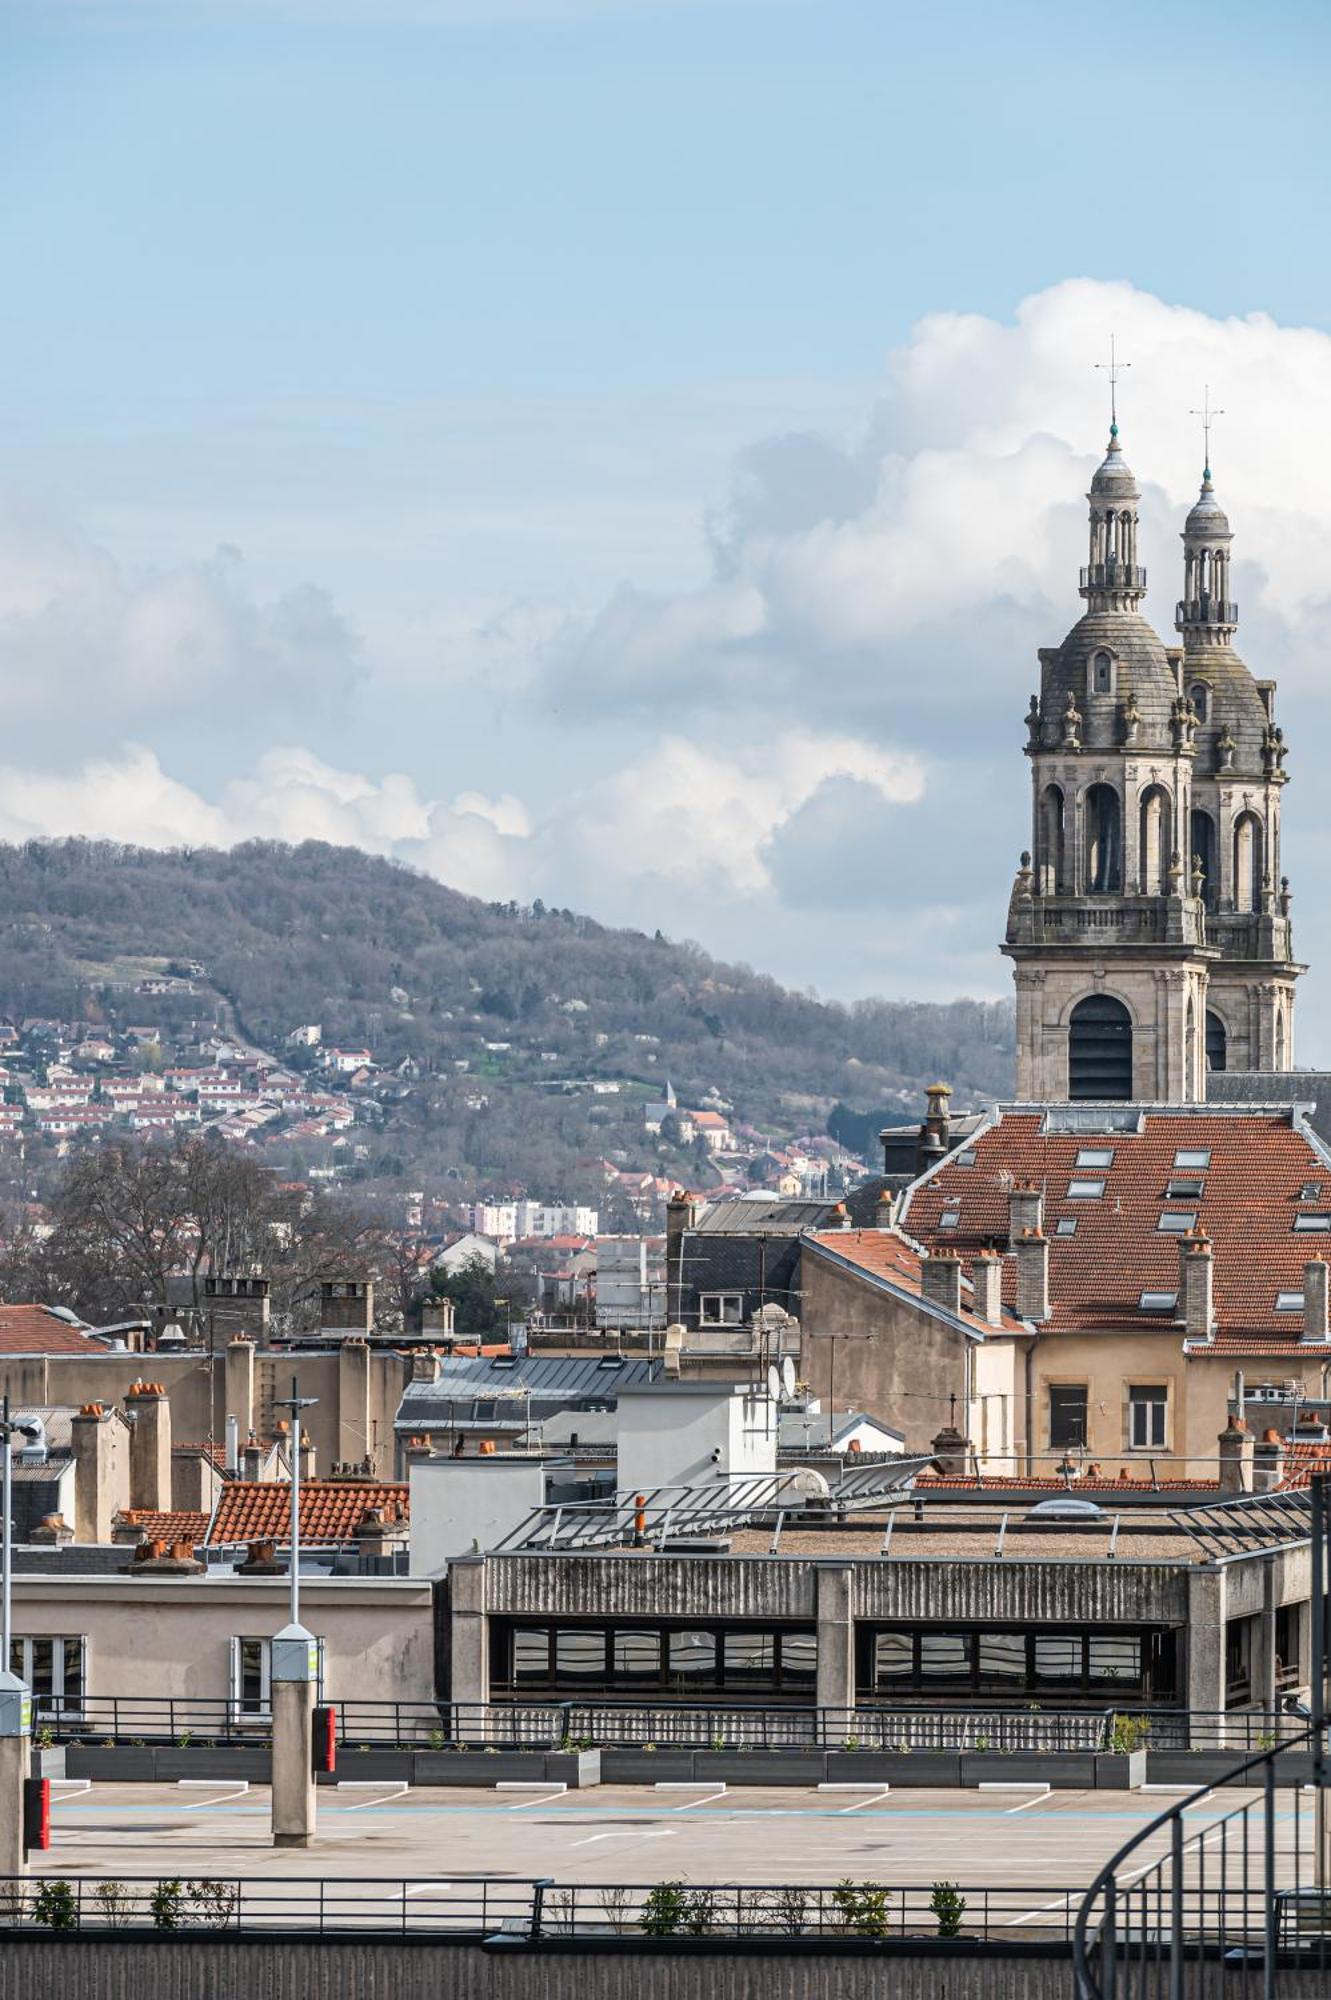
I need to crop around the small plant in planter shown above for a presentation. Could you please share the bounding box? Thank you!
[841,1734,861,1751]
[709,1733,726,1752]
[1107,1714,1151,1755]
[973,1734,990,1753]
[149,1880,186,1930]
[930,1882,966,1938]
[428,1728,446,1750]
[93,1882,136,1928]
[187,1880,238,1929]
[769,1885,808,1935]
[34,1726,54,1752]
[33,1880,79,1930]
[683,1886,718,1935]
[640,1881,688,1937]
[831,1880,891,1939]
[176,1732,193,1749]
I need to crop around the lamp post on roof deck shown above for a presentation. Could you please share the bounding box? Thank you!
[0,1395,40,1880]
[270,1376,319,1849]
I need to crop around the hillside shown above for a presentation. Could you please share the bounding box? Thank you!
[0,839,1014,1205]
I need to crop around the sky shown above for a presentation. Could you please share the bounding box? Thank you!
[4,0,1331,1053]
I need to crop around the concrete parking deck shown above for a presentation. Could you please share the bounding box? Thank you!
[32,1780,1315,1899]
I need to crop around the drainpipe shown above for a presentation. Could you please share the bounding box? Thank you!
[1023,1341,1035,1478]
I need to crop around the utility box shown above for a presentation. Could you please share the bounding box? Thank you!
[0,1674,31,1739]
[271,1625,319,1683]
[22,1778,49,1852]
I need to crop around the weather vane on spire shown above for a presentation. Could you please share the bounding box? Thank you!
[1094,334,1131,438]
[1190,385,1224,480]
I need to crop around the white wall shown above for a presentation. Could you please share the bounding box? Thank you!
[615,1384,777,1493]
[408,1455,546,1573]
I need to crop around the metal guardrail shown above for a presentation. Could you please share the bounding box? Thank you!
[33,1695,1312,1754]
[0,1874,1140,1940]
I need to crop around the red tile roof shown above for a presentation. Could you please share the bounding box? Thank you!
[902,1108,1331,1352]
[119,1509,211,1543]
[916,1473,1218,1492]
[805,1228,1024,1337]
[0,1306,111,1354]
[209,1479,408,1547]
[1282,1440,1331,1489]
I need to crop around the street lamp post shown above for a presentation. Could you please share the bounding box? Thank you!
[1,1396,41,1677]
[270,1375,320,1849]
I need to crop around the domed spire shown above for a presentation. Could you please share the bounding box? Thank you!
[1080,336,1147,611]
[1176,391,1236,647]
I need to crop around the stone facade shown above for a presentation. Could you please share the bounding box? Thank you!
[1003,425,1301,1101]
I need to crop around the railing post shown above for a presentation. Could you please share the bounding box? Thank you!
[531,1876,551,1941]
[1263,1756,1277,2000]
[1169,1812,1184,2000]
[1100,1878,1116,2000]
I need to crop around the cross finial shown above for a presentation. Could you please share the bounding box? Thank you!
[1094,334,1131,438]
[1190,384,1224,480]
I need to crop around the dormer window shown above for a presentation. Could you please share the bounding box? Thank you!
[1090,651,1115,696]
[1188,682,1210,724]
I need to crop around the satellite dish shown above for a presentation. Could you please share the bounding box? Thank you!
[766,1364,781,1403]
[781,1356,797,1399]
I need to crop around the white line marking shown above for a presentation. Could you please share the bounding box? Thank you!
[177,1779,249,1792]
[496,1782,566,1795]
[178,1782,250,1810]
[818,1783,888,1793]
[48,1781,91,1798]
[978,1783,1050,1795]
[667,1788,727,1812]
[1006,1792,1055,1814]
[569,1829,676,1848]
[1004,1890,1073,1928]
[654,1782,726,1794]
[837,1788,892,1814]
[340,1784,409,1811]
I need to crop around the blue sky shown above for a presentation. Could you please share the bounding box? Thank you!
[3,0,1331,1055]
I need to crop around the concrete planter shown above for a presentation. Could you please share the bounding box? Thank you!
[1093,1751,1146,1790]
[599,1749,696,1784]
[960,1753,1093,1787]
[155,1747,271,1782]
[65,1746,157,1782]
[692,1751,828,1786]
[411,1749,600,1787]
[319,1750,411,1784]
[31,1748,65,1780]
[825,1751,963,1785]
[1142,1749,1304,1787]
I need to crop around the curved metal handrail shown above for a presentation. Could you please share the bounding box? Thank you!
[1071,1722,1320,1998]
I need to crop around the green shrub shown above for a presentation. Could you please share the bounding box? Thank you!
[831,1879,892,1938]
[640,1881,689,1937]
[149,1879,186,1929]
[683,1887,718,1935]
[187,1880,238,1928]
[930,1882,966,1938]
[1107,1714,1152,1755]
[93,1881,136,1928]
[33,1880,79,1930]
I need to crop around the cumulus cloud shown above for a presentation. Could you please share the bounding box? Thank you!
[0,503,365,755]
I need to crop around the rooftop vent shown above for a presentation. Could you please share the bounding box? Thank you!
[1026,1497,1106,1521]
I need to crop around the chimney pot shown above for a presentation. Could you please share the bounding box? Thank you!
[920,1250,964,1316]
[1008,1180,1043,1243]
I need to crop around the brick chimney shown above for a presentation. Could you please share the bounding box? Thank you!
[920,1250,963,1316]
[1217,1415,1253,1495]
[242,1439,265,1481]
[411,1348,441,1383]
[1008,1180,1043,1243]
[823,1202,850,1231]
[353,1504,408,1563]
[320,1278,374,1338]
[1014,1229,1049,1320]
[1181,1232,1214,1342]
[125,1379,171,1513]
[970,1252,1004,1327]
[71,1404,120,1543]
[1252,1428,1286,1494]
[875,1188,895,1232]
[205,1274,270,1342]
[1303,1259,1329,1343]
[28,1513,73,1547]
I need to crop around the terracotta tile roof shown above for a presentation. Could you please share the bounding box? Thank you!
[805,1228,1024,1338]
[916,1473,1218,1492]
[119,1509,211,1543]
[0,1306,110,1354]
[902,1108,1331,1351]
[209,1479,408,1547]
[1282,1440,1331,1489]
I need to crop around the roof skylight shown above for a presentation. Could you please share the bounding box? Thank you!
[1157,1211,1197,1234]
[1174,1148,1212,1169]
[1276,1291,1305,1313]
[1075,1147,1115,1169]
[1067,1178,1106,1199]
[1139,1290,1178,1312]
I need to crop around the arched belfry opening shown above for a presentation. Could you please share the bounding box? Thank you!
[1233,812,1263,914]
[1206,1010,1227,1074]
[1039,784,1065,895]
[1138,786,1170,896]
[1068,994,1133,1101]
[1190,808,1218,912]
[1084,784,1122,893]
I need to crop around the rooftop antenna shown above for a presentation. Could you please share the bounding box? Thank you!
[1094,334,1131,438]
[1190,384,1225,479]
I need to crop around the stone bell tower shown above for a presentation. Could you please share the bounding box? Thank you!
[1002,414,1301,1103]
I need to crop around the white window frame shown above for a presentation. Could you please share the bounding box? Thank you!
[1128,1385,1168,1451]
[1157,1211,1197,1234]
[1174,1148,1212,1170]
[8,1635,86,1720]
[230,1635,326,1720]
[698,1292,744,1327]
[1075,1147,1115,1169]
[1067,1178,1105,1200]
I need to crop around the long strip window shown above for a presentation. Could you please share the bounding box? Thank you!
[495,1620,817,1698]
[859,1625,1175,1701]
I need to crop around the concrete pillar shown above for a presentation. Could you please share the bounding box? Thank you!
[337,1339,371,1469]
[814,1561,855,1713]
[1185,1568,1227,1732]
[270,1624,318,1848]
[447,1556,490,1706]
[70,1404,116,1543]
[126,1380,171,1513]
[0,1674,30,1880]
[226,1341,255,1440]
[1253,1558,1278,1715]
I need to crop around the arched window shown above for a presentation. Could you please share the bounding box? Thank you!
[1188,682,1209,724]
[1068,994,1133,1101]
[1084,783,1122,893]
[1039,784,1065,895]
[1091,651,1114,696]
[1138,785,1170,895]
[1186,996,1198,1090]
[1190,808,1218,912]
[1206,1010,1227,1074]
[1233,812,1263,914]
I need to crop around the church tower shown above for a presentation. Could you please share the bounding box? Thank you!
[1002,416,1301,1101]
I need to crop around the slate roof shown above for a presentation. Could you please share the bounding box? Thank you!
[1207,1075,1331,1148]
[395,1353,660,1432]
[901,1105,1331,1353]
[209,1479,408,1547]
[804,1228,1025,1339]
[689,1195,834,1235]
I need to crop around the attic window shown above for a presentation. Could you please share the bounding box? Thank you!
[1276,1291,1305,1313]
[596,1354,626,1369]
[939,1209,961,1229]
[1075,1147,1115,1168]
[1157,1211,1198,1234]
[1294,1215,1331,1233]
[1139,1290,1178,1312]
[1168,1177,1204,1200]
[1067,1178,1106,1200]
[1174,1148,1212,1169]
[955,1150,977,1168]
[700,1293,744,1327]
[1055,1217,1078,1237]
[1300,1183,1323,1202]
[492,1356,518,1370]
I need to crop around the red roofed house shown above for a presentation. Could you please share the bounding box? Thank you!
[208,1478,408,1550]
[900,1102,1331,1478]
